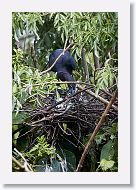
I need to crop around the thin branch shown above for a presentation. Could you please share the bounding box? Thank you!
[77,85,118,111]
[93,48,100,70]
[54,102,72,116]
[40,43,72,75]
[76,89,118,172]
[31,46,38,68]
[12,156,25,170]
[46,86,92,111]
[64,38,68,50]
[25,86,92,126]
[30,81,95,87]
[100,89,113,98]
[93,44,100,83]
[82,47,90,84]
[14,148,33,172]
[58,123,71,135]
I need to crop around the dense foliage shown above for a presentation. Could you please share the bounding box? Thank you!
[12,12,118,172]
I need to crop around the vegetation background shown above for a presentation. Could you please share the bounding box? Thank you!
[12,12,118,172]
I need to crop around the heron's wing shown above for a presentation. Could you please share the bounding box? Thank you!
[57,71,73,82]
[62,54,76,72]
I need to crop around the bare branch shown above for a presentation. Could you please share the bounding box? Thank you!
[76,89,118,172]
[25,86,92,126]
[82,48,90,84]
[78,85,118,111]
[31,46,38,68]
[93,49,100,70]
[31,81,94,87]
[12,156,25,170]
[40,43,72,75]
[14,148,33,172]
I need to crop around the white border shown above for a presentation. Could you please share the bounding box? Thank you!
[0,0,130,184]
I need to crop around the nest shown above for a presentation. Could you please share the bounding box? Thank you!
[20,86,118,151]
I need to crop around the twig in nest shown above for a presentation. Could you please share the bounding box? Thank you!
[54,100,72,116]
[27,86,92,126]
[14,148,33,172]
[77,85,118,111]
[32,80,94,87]
[67,128,85,148]
[76,89,118,172]
[100,89,114,98]
[12,156,25,171]
[58,123,71,135]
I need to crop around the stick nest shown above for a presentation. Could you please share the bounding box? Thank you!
[21,87,118,149]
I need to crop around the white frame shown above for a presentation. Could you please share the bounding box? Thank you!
[0,0,130,184]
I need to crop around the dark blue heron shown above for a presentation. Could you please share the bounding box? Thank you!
[49,49,76,95]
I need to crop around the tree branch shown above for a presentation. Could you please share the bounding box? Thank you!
[14,148,33,172]
[93,48,100,70]
[40,43,72,75]
[31,81,94,87]
[76,89,118,172]
[78,85,118,111]
[25,86,92,126]
[12,156,25,171]
[31,46,38,68]
[82,48,90,84]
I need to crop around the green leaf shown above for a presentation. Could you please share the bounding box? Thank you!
[100,140,115,161]
[13,83,17,94]
[63,123,67,132]
[12,112,28,124]
[100,159,115,171]
[63,149,76,171]
[95,134,106,145]
[50,159,62,172]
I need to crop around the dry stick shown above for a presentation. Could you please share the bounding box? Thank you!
[100,89,113,98]
[14,148,33,172]
[82,48,90,84]
[93,47,100,84]
[31,45,38,68]
[78,85,118,111]
[26,86,92,126]
[93,50,100,70]
[64,38,68,50]
[76,89,118,172]
[40,43,72,75]
[12,156,33,172]
[26,79,118,113]
[25,84,117,126]
[45,86,92,112]
[12,156,25,170]
[31,81,94,87]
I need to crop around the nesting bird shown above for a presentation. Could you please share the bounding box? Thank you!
[48,49,76,95]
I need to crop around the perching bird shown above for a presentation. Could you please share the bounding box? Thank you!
[48,49,76,95]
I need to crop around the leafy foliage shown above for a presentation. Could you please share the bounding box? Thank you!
[25,135,56,164]
[99,159,115,171]
[12,49,58,115]
[96,122,118,171]
[12,12,118,172]
[52,12,117,61]
[12,12,44,38]
[95,62,118,95]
